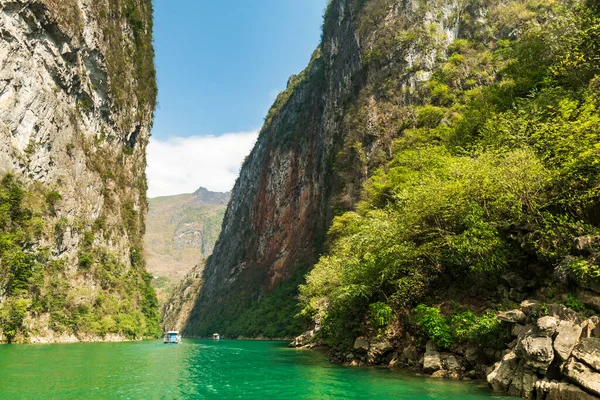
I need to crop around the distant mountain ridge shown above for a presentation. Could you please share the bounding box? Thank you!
[192,187,230,205]
[144,187,230,303]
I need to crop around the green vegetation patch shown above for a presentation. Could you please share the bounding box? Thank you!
[0,174,160,343]
[300,0,600,348]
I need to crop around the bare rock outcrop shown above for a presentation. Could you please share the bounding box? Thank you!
[488,301,600,399]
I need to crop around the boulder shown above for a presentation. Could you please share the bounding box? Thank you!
[465,370,477,379]
[353,336,369,351]
[290,329,316,347]
[369,337,393,356]
[535,380,597,400]
[513,323,532,338]
[401,346,419,363]
[554,321,583,361]
[423,351,442,373]
[577,288,600,312]
[447,371,461,380]
[547,304,582,324]
[425,340,438,353]
[563,358,600,396]
[502,272,529,292]
[573,236,600,254]
[444,355,461,371]
[581,316,598,339]
[516,335,555,372]
[580,316,600,339]
[498,309,527,324]
[521,299,540,316]
[431,370,447,378]
[572,337,600,372]
[537,316,560,337]
[507,360,538,399]
[465,344,484,365]
[487,352,519,392]
[510,288,529,302]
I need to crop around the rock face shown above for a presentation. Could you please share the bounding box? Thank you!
[488,302,600,399]
[0,0,158,342]
[160,262,204,333]
[572,338,600,372]
[179,0,494,337]
[181,0,367,337]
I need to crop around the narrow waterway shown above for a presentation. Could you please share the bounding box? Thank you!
[0,339,515,399]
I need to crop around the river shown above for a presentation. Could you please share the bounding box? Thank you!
[0,339,514,399]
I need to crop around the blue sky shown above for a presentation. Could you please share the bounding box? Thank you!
[147,0,327,197]
[152,0,326,139]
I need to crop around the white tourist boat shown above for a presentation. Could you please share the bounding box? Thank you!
[212,333,220,340]
[164,330,181,344]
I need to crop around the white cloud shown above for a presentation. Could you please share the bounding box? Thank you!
[146,131,258,198]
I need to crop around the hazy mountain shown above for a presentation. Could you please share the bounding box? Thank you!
[144,187,229,302]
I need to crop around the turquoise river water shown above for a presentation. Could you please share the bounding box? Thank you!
[0,339,516,399]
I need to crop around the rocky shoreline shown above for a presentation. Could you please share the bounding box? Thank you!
[291,300,600,399]
[291,236,600,399]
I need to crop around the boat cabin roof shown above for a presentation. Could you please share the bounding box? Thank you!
[167,331,179,335]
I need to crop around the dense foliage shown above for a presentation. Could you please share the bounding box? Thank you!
[300,0,600,348]
[0,175,160,343]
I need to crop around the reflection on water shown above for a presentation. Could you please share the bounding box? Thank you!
[0,340,513,399]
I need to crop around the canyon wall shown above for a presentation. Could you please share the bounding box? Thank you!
[0,0,158,343]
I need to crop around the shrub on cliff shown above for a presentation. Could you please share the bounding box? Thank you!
[300,0,600,347]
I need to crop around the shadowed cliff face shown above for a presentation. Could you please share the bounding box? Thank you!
[180,0,369,337]
[181,0,468,337]
[182,0,507,336]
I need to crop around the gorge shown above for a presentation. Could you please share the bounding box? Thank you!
[1,0,600,399]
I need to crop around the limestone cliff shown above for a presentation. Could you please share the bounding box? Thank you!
[182,0,469,337]
[0,0,158,343]
[180,0,594,334]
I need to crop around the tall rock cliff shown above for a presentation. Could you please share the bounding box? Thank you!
[182,0,469,337]
[0,0,158,343]
[181,0,600,343]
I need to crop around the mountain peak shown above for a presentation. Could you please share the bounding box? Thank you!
[192,187,230,205]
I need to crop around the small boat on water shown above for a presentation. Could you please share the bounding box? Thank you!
[164,330,181,344]
[212,333,220,340]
